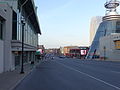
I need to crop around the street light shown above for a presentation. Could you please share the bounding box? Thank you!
[20,17,25,74]
[20,0,28,74]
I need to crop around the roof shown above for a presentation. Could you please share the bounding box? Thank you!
[19,0,41,34]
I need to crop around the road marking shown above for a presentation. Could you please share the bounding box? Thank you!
[56,61,120,90]
[111,71,120,74]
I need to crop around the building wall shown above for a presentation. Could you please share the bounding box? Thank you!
[0,3,5,73]
[63,46,79,55]
[2,4,13,71]
[1,0,39,48]
[16,10,38,47]
[99,35,112,60]
[87,19,120,59]
[11,0,40,67]
[0,0,40,73]
[90,16,102,45]
[99,34,120,61]
[0,3,14,73]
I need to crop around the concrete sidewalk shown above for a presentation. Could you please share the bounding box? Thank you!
[0,62,39,90]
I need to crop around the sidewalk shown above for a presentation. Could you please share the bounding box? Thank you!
[0,62,39,90]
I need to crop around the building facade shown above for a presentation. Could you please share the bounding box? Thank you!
[62,46,89,59]
[86,0,120,61]
[0,0,41,73]
[0,3,13,73]
[90,16,102,45]
[99,33,120,61]
[63,46,78,56]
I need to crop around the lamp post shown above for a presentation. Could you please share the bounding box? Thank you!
[20,18,25,74]
[20,0,28,74]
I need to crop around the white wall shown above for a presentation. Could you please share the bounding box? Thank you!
[0,3,6,73]
[0,40,4,73]
[3,4,13,71]
[99,34,120,61]
[0,3,14,72]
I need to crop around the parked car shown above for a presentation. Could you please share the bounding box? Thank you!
[59,56,66,58]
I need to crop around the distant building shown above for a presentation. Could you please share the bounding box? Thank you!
[0,0,41,73]
[45,48,61,56]
[62,46,89,59]
[90,16,102,45]
[63,46,78,56]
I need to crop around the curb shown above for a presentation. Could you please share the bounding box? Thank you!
[10,69,33,90]
[10,62,40,90]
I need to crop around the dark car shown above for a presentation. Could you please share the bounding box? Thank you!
[59,56,66,58]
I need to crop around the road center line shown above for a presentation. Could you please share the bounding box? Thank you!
[56,61,120,90]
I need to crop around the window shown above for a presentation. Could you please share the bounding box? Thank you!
[12,11,17,40]
[114,40,120,49]
[116,21,120,33]
[0,20,3,40]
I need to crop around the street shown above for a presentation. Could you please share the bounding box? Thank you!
[13,57,120,90]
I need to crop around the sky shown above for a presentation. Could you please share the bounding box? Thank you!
[34,0,108,49]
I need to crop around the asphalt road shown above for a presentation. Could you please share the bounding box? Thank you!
[13,57,120,90]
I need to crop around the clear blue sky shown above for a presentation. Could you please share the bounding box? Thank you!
[35,0,106,48]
